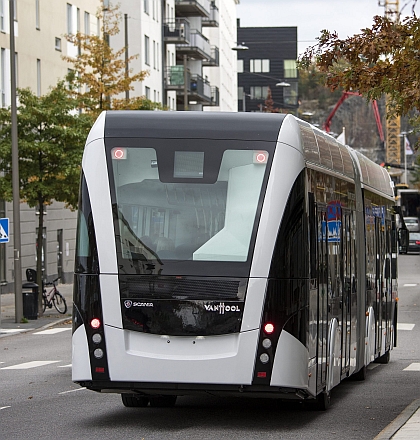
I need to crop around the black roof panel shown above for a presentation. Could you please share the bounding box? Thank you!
[104,111,286,141]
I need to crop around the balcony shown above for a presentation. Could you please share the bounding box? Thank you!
[203,45,219,66]
[175,0,210,18]
[176,29,211,61]
[165,66,216,106]
[165,66,191,92]
[202,1,219,27]
[208,86,219,106]
[164,18,190,45]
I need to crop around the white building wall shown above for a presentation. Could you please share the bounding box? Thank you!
[112,0,177,110]
[203,0,239,112]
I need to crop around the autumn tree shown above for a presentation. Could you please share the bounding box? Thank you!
[299,12,420,133]
[63,0,161,116]
[0,83,92,312]
[263,86,279,113]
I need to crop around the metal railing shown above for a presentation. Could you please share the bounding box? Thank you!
[203,45,219,66]
[165,66,191,89]
[202,1,219,26]
[190,74,212,101]
[177,29,211,60]
[175,0,210,17]
[163,18,190,43]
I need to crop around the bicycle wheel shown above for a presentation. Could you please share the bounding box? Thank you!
[42,294,47,313]
[52,291,67,314]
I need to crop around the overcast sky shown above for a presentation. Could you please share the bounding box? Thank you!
[236,0,419,56]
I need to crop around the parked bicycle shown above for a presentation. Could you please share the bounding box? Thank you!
[42,277,67,314]
[26,269,67,314]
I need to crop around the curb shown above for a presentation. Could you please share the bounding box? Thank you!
[374,399,420,439]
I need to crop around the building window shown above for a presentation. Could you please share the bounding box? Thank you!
[84,12,90,35]
[283,82,298,105]
[284,60,297,78]
[157,42,159,71]
[1,48,5,107]
[250,86,268,100]
[37,59,41,97]
[67,3,72,34]
[250,59,270,73]
[55,37,62,51]
[145,35,150,65]
[145,86,150,99]
[153,40,156,69]
[35,0,40,29]
[0,0,4,32]
[144,0,149,15]
[237,59,243,73]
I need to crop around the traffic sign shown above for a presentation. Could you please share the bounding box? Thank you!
[0,218,9,243]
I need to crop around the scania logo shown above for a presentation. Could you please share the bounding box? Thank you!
[124,300,154,308]
[124,300,133,308]
[204,303,241,314]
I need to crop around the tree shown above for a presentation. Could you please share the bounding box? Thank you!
[299,13,420,133]
[63,0,160,116]
[263,87,279,113]
[0,82,92,312]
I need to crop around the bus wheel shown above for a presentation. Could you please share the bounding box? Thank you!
[121,394,149,407]
[149,395,177,407]
[374,350,390,364]
[313,390,331,411]
[350,365,367,381]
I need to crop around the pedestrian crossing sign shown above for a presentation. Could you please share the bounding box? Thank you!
[0,218,9,243]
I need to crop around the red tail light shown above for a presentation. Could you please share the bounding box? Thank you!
[90,318,101,329]
[263,323,275,334]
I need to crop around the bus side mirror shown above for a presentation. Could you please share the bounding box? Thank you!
[398,228,409,254]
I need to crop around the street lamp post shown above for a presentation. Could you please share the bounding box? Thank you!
[9,0,23,323]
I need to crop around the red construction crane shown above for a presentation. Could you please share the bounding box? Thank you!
[323,91,385,146]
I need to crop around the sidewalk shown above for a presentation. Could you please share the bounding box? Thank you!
[0,283,73,337]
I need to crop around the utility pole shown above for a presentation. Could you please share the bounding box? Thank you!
[9,0,23,323]
[124,13,129,101]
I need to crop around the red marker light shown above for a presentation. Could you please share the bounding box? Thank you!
[416,241,420,245]
[90,318,101,329]
[254,151,268,164]
[257,371,267,378]
[111,147,127,160]
[264,323,275,334]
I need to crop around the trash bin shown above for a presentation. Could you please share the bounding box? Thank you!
[22,282,39,320]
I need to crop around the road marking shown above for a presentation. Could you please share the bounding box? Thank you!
[34,328,71,335]
[404,363,420,371]
[58,364,72,368]
[403,283,418,287]
[397,323,415,331]
[0,406,11,410]
[1,360,60,370]
[59,387,86,395]
[0,329,34,334]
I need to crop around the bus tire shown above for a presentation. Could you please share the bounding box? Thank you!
[374,350,390,364]
[149,395,177,407]
[350,365,367,381]
[121,394,149,407]
[310,389,331,411]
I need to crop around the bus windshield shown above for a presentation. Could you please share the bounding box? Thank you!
[107,140,273,276]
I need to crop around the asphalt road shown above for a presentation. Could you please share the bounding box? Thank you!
[1,255,419,440]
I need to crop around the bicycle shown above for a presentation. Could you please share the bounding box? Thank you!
[26,269,67,314]
[42,277,68,314]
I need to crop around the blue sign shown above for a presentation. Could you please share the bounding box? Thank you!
[0,218,9,243]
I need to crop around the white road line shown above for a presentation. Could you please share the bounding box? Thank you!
[34,328,71,335]
[0,406,11,410]
[0,329,34,334]
[397,323,416,331]
[58,364,72,368]
[403,283,418,287]
[59,387,86,395]
[404,363,420,371]
[1,360,60,370]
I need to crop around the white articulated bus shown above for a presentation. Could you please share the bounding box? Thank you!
[72,111,402,410]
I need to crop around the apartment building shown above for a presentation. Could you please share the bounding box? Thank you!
[0,0,100,291]
[0,0,239,292]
